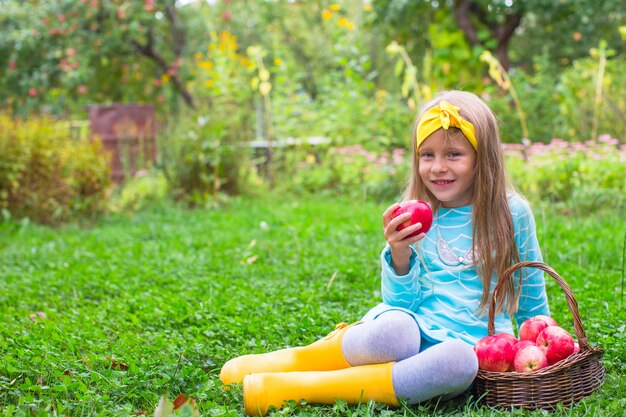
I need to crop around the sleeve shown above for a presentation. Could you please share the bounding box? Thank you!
[510,196,551,325]
[380,244,423,311]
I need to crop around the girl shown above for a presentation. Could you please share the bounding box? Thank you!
[220,90,550,416]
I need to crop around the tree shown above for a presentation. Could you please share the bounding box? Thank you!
[0,0,198,115]
[371,0,625,71]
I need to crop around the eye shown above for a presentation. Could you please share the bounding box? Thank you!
[448,151,462,158]
[420,152,434,159]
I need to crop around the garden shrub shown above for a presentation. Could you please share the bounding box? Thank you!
[108,169,169,214]
[158,30,259,206]
[557,50,625,143]
[275,144,410,202]
[274,86,415,152]
[505,136,626,213]
[159,100,256,206]
[0,113,111,224]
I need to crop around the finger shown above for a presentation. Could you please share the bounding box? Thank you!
[404,232,426,245]
[384,214,410,239]
[385,217,419,244]
[387,212,412,230]
[382,203,401,226]
[395,222,423,241]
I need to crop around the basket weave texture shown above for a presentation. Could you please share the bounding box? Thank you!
[473,261,605,410]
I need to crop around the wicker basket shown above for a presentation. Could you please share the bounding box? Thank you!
[473,261,605,410]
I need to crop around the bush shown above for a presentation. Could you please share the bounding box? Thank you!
[0,113,111,224]
[275,144,410,202]
[505,136,626,213]
[159,101,256,207]
[108,169,169,214]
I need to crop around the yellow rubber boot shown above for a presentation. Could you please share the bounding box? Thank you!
[220,323,356,385]
[243,362,398,416]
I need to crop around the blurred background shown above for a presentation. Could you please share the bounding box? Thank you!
[1,0,624,224]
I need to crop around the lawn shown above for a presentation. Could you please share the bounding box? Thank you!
[0,195,624,416]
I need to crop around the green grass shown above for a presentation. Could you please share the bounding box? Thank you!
[0,195,624,416]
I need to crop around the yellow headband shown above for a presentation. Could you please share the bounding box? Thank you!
[415,101,477,150]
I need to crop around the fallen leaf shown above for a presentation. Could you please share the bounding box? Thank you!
[173,393,191,410]
[79,355,92,368]
[104,355,128,371]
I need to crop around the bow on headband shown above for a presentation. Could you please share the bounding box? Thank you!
[415,101,477,150]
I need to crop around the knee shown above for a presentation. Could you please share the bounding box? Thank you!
[372,312,421,359]
[442,339,478,384]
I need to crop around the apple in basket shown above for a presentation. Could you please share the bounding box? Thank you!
[536,326,575,365]
[512,340,536,356]
[493,333,519,370]
[391,200,433,238]
[474,335,515,372]
[513,345,548,372]
[534,314,558,327]
[519,317,550,342]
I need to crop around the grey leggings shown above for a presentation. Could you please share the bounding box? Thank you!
[341,310,478,404]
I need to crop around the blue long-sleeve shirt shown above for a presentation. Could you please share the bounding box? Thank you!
[365,194,549,346]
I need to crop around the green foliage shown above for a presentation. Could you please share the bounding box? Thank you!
[557,47,625,142]
[108,170,169,214]
[0,113,111,224]
[1,0,625,219]
[159,103,255,206]
[285,86,413,151]
[0,195,624,416]
[505,137,626,214]
[159,29,257,206]
[275,145,409,202]
[510,0,625,67]
[0,0,198,115]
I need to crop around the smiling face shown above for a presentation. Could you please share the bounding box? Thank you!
[417,129,477,208]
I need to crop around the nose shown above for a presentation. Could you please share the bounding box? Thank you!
[431,156,448,173]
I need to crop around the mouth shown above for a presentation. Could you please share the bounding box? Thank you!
[431,179,455,186]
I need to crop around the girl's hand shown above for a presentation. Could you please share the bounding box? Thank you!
[383,203,426,275]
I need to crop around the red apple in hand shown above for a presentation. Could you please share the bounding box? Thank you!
[391,200,433,238]
[536,326,575,365]
[514,345,548,372]
[534,315,558,327]
[474,335,515,372]
[519,317,549,342]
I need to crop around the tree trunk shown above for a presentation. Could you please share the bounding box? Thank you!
[453,0,523,71]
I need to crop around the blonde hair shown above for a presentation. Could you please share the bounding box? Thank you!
[403,90,519,316]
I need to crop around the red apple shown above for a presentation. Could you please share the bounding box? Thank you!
[519,317,549,342]
[391,200,433,238]
[534,315,558,327]
[514,345,548,372]
[494,332,518,348]
[512,340,535,356]
[536,326,575,365]
[493,333,518,371]
[474,335,515,372]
